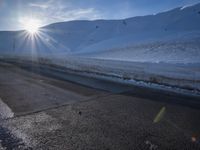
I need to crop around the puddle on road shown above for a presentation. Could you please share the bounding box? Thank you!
[0,98,14,119]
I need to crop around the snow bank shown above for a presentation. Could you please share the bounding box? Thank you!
[48,57,200,92]
[3,56,199,94]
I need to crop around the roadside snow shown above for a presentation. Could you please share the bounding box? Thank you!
[49,56,200,92]
[0,98,14,119]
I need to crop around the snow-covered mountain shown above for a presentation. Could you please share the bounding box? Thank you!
[0,3,200,63]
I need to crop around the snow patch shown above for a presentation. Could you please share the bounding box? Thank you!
[0,98,14,119]
[2,112,61,147]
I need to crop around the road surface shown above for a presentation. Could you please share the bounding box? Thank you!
[0,61,200,150]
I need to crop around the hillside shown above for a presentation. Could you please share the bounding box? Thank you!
[0,3,200,63]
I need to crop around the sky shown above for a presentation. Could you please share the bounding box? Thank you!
[0,0,200,31]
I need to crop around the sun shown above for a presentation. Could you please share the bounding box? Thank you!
[22,18,41,34]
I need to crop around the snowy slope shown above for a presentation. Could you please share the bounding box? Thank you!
[0,3,200,63]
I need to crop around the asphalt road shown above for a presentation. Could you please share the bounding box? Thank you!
[0,62,200,150]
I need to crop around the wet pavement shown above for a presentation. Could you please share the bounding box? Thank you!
[0,62,200,150]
